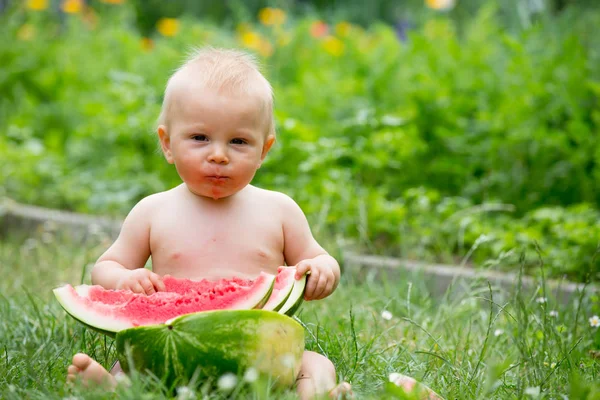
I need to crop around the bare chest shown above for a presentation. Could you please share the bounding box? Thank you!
[148,205,284,280]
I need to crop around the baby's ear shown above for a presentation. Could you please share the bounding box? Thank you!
[260,135,276,163]
[157,125,174,164]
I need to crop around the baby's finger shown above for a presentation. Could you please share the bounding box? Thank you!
[131,282,145,294]
[315,277,335,300]
[304,269,320,300]
[312,274,328,300]
[323,278,336,299]
[295,262,311,279]
[141,278,156,295]
[149,272,166,292]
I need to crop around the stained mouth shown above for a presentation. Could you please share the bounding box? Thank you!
[206,175,230,182]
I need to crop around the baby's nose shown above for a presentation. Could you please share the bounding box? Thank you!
[208,147,229,164]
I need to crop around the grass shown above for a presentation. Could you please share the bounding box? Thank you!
[1,226,600,399]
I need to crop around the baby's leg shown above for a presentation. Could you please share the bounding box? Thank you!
[296,351,352,400]
[66,353,118,389]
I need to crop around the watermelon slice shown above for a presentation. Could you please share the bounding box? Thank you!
[262,267,297,311]
[53,272,275,337]
[278,273,307,316]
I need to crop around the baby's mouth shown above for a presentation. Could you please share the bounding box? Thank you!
[206,175,230,182]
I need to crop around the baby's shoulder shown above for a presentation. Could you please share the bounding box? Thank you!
[249,186,297,208]
[247,186,304,218]
[130,187,177,214]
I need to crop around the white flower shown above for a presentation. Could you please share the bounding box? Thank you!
[114,372,131,385]
[494,329,504,337]
[550,362,556,369]
[589,315,600,328]
[243,367,259,383]
[217,373,238,391]
[389,372,403,383]
[536,297,547,304]
[381,310,393,321]
[176,386,196,400]
[281,353,296,369]
[524,386,540,397]
[549,310,559,317]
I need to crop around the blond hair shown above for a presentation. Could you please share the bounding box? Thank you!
[158,47,275,138]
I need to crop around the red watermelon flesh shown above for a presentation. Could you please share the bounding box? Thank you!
[53,272,275,336]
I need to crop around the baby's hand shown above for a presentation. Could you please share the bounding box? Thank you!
[116,269,165,295]
[295,257,339,301]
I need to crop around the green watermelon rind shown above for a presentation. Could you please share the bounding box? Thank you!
[53,273,275,337]
[277,275,307,316]
[251,274,274,310]
[116,309,305,389]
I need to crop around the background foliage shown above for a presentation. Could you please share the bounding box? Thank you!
[1,0,599,281]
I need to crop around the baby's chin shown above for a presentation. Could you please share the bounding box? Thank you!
[185,183,243,201]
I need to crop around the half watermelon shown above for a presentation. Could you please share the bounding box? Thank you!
[117,309,305,389]
[53,272,275,337]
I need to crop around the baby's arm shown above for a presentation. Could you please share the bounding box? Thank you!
[91,196,165,294]
[280,194,340,301]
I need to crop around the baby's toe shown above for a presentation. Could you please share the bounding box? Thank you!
[329,381,354,399]
[71,353,94,370]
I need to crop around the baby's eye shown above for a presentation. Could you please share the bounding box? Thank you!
[192,134,208,141]
[231,138,247,145]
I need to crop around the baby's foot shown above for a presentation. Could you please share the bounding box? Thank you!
[66,353,117,389]
[389,373,443,400]
[329,381,353,399]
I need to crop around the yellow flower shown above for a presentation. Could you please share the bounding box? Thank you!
[239,31,273,57]
[100,0,125,3]
[26,0,48,10]
[17,24,36,41]
[258,7,287,26]
[322,36,344,57]
[425,0,456,11]
[61,0,83,14]
[335,21,352,37]
[156,18,179,37]
[240,31,262,48]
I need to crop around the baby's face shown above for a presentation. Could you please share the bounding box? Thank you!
[158,87,274,200]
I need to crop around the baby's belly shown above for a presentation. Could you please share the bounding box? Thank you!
[150,246,283,281]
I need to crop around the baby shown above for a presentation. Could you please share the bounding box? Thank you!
[66,47,352,400]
